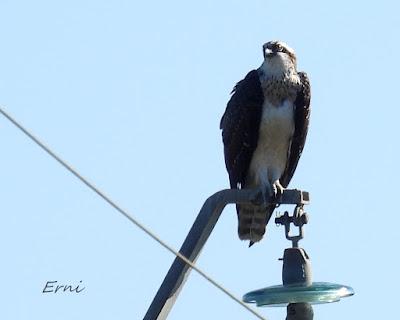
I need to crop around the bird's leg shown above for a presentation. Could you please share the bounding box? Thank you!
[259,180,285,208]
[257,183,272,209]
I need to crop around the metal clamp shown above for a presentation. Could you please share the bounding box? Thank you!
[275,205,309,248]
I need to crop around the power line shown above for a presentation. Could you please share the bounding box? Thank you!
[0,107,267,320]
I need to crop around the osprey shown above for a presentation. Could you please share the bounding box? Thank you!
[220,41,311,246]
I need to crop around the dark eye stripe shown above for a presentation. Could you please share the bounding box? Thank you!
[266,42,292,55]
[276,44,286,53]
[278,45,287,53]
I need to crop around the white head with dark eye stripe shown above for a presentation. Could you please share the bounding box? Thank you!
[260,41,297,77]
[263,41,296,62]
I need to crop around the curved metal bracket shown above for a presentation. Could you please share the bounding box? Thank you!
[143,188,309,320]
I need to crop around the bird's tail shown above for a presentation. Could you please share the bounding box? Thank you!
[237,203,274,246]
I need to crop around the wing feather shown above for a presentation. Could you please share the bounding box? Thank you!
[220,70,264,189]
[280,71,311,187]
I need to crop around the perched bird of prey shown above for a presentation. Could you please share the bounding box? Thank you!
[220,41,311,246]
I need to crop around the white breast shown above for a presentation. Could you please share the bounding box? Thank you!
[246,99,295,188]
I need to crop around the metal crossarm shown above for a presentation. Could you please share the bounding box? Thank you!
[144,188,308,320]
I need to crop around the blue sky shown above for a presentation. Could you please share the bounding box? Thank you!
[1,1,399,319]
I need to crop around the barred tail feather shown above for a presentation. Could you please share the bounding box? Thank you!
[237,204,274,244]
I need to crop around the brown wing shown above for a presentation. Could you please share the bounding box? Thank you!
[280,71,311,187]
[220,70,264,189]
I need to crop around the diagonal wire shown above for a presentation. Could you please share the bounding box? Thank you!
[0,107,267,320]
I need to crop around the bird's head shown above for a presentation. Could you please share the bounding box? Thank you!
[262,41,297,72]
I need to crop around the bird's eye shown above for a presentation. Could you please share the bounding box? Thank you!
[279,45,288,54]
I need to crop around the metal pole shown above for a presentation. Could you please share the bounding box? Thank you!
[286,303,313,320]
[144,189,309,320]
[281,248,314,320]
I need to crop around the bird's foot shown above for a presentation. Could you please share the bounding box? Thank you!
[272,179,285,200]
[256,181,285,208]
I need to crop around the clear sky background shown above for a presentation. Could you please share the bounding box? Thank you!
[1,1,399,319]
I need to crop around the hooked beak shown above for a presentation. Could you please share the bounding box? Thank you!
[263,47,275,59]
